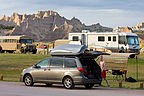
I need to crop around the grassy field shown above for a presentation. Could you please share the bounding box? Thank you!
[0,54,48,81]
[102,54,144,89]
[0,53,144,89]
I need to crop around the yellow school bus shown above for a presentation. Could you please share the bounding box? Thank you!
[0,35,37,54]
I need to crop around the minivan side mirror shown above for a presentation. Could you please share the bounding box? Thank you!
[33,64,41,68]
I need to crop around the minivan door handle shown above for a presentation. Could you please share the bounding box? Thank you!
[44,68,50,71]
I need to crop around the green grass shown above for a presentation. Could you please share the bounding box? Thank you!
[101,80,144,89]
[101,55,144,89]
[0,53,48,81]
[127,57,144,81]
[0,53,144,89]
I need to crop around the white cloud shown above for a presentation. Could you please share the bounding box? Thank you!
[57,7,144,28]
[85,9,124,13]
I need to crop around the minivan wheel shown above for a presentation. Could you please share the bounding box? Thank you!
[24,75,34,86]
[63,77,74,89]
[84,84,94,89]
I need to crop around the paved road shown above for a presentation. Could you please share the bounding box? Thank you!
[0,81,143,96]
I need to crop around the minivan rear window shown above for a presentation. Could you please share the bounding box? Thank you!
[64,59,77,68]
[50,58,63,67]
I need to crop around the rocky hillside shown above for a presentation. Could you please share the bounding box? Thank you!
[0,10,113,42]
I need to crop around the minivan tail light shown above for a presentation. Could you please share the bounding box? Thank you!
[77,68,84,72]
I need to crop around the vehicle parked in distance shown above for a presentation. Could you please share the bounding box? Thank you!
[0,45,2,52]
[21,44,109,89]
[0,35,37,53]
[69,30,140,55]
[40,44,47,49]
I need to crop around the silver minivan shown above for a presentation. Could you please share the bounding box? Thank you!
[21,44,109,89]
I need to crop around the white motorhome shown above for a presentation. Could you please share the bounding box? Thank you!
[69,30,140,54]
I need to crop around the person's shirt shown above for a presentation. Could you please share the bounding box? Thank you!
[100,61,106,71]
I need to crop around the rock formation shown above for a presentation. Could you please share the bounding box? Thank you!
[0,10,113,42]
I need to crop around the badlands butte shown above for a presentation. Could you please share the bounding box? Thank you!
[0,10,112,42]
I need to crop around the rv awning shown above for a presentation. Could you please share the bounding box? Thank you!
[50,44,87,56]
[79,51,110,58]
[88,51,110,56]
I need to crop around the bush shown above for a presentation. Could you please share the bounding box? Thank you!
[0,24,15,30]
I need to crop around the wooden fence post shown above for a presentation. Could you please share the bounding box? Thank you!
[119,80,122,88]
[140,82,143,88]
[0,74,3,80]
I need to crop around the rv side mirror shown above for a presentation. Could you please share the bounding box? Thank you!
[124,42,127,46]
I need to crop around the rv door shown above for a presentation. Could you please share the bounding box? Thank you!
[81,34,86,45]
[118,36,127,52]
[106,35,119,51]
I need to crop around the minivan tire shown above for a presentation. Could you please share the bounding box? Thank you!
[63,77,74,89]
[24,74,34,86]
[84,84,94,89]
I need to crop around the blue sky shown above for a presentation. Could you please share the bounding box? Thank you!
[0,0,144,28]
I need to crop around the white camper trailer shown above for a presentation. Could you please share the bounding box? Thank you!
[69,30,140,54]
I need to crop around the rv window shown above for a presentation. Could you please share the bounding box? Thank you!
[98,36,105,41]
[72,36,79,41]
[113,36,116,42]
[0,39,4,43]
[119,36,125,44]
[108,37,111,41]
[127,36,139,45]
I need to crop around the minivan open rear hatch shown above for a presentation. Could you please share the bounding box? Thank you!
[50,44,110,57]
[79,51,110,79]
[79,51,110,59]
[50,44,87,56]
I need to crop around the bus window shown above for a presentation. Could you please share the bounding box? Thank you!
[10,39,16,43]
[5,39,8,43]
[7,39,10,43]
[0,39,4,43]
[98,36,105,41]
[13,39,16,43]
[19,39,33,44]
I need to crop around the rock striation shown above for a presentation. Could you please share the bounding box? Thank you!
[0,10,113,42]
